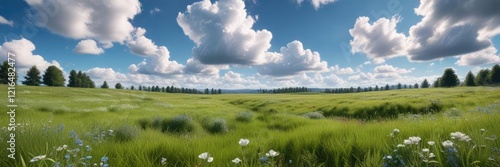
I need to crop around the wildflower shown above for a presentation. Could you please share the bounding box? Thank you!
[260,156,268,162]
[108,130,114,136]
[93,163,97,166]
[239,139,250,147]
[161,157,167,165]
[450,132,471,142]
[384,155,393,160]
[56,145,67,151]
[103,164,109,167]
[86,156,92,160]
[393,129,400,134]
[397,144,405,148]
[409,136,421,144]
[55,162,61,167]
[101,156,108,162]
[76,139,83,146]
[428,141,435,146]
[232,158,241,164]
[442,140,454,148]
[404,139,412,145]
[422,148,429,153]
[266,150,279,157]
[85,145,91,151]
[30,155,46,162]
[198,152,213,162]
[64,154,70,159]
[429,153,436,158]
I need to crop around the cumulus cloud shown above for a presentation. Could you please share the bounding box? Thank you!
[0,38,61,72]
[349,16,407,64]
[86,67,128,82]
[150,8,160,14]
[407,0,500,61]
[126,28,184,75]
[259,40,328,76]
[348,72,374,81]
[374,64,413,74]
[0,15,14,27]
[185,58,228,75]
[73,39,104,55]
[177,0,272,65]
[455,46,500,66]
[25,0,141,44]
[294,0,336,10]
[329,65,355,75]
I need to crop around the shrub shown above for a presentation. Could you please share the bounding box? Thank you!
[203,117,228,134]
[303,112,325,119]
[113,125,138,142]
[137,118,150,130]
[236,111,254,122]
[163,115,195,133]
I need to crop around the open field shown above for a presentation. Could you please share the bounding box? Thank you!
[1,85,500,166]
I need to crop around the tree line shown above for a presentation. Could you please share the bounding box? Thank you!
[259,87,310,94]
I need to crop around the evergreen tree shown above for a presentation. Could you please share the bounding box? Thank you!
[475,69,490,86]
[439,68,459,87]
[22,66,42,86]
[414,83,419,89]
[0,61,9,84]
[218,89,222,94]
[433,77,441,88]
[131,86,135,90]
[489,64,500,84]
[385,84,390,90]
[375,85,379,91]
[67,70,77,87]
[42,66,66,86]
[115,83,123,89]
[101,81,109,88]
[138,85,143,91]
[421,79,430,88]
[464,70,476,86]
[397,83,402,89]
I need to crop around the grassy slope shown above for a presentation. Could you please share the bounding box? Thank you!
[0,85,499,166]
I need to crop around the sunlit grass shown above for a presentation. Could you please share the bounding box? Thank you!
[0,85,499,166]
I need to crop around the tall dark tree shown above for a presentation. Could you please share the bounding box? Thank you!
[464,70,476,86]
[414,83,419,89]
[439,68,459,87]
[67,70,77,87]
[115,83,123,89]
[0,61,17,84]
[131,86,135,90]
[101,81,109,88]
[397,83,402,89]
[42,66,66,86]
[385,84,390,90]
[421,79,430,88]
[489,64,500,84]
[22,66,42,86]
[433,78,441,88]
[475,69,490,86]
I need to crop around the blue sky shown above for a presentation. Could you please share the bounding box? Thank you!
[1,0,499,89]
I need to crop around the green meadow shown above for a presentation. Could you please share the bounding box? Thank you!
[1,85,500,166]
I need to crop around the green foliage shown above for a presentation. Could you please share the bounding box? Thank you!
[203,117,228,134]
[440,68,460,87]
[475,69,491,86]
[489,64,500,84]
[115,83,123,89]
[42,65,66,86]
[303,112,325,119]
[433,77,441,87]
[68,70,95,88]
[0,61,9,84]
[421,79,430,88]
[113,125,138,142]
[22,65,42,86]
[101,81,109,88]
[464,70,476,86]
[235,111,254,122]
[163,115,196,133]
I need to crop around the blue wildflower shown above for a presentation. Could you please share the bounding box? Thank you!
[101,156,108,162]
[69,131,77,139]
[85,145,91,151]
[103,164,109,167]
[76,139,83,146]
[64,154,70,159]
[260,156,268,163]
[68,164,73,167]
[86,156,92,160]
[54,162,60,167]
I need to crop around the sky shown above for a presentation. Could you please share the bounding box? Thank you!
[0,0,499,89]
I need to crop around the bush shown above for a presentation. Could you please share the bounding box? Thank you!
[303,112,325,119]
[163,115,195,133]
[203,117,228,134]
[137,118,150,130]
[113,125,138,142]
[236,111,254,122]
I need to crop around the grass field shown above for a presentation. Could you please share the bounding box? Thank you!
[1,85,500,166]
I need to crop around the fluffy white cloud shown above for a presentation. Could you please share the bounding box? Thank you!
[0,38,61,72]
[126,28,184,75]
[185,58,228,75]
[150,8,160,14]
[329,65,355,75]
[349,16,407,64]
[0,15,14,27]
[220,71,262,88]
[455,47,500,66]
[25,0,141,44]
[348,72,374,81]
[177,0,272,65]
[259,40,328,76]
[407,0,500,61]
[374,64,413,74]
[86,67,128,82]
[73,39,104,55]
[294,0,336,10]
